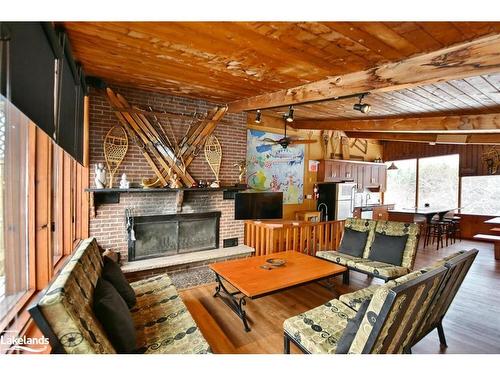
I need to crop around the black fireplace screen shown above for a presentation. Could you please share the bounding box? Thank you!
[128,211,221,261]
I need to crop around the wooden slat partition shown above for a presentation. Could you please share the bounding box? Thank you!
[244,220,345,256]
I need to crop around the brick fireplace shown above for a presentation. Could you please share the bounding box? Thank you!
[88,85,247,263]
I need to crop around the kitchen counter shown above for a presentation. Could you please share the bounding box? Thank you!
[355,204,395,212]
[353,204,395,220]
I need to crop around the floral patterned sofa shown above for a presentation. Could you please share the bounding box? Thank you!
[283,249,477,354]
[29,238,211,354]
[316,218,420,282]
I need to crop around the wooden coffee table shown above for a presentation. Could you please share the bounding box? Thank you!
[209,251,347,332]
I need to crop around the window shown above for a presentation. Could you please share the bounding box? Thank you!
[418,154,459,208]
[385,154,459,208]
[0,96,30,321]
[461,175,500,215]
[384,159,417,208]
[51,145,63,265]
[0,94,89,339]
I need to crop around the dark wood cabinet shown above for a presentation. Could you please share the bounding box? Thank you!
[318,160,387,192]
[373,206,389,220]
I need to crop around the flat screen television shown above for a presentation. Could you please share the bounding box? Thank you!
[234,192,283,220]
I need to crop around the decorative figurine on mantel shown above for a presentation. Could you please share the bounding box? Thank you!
[169,173,183,189]
[233,160,247,187]
[94,163,107,189]
[119,173,130,189]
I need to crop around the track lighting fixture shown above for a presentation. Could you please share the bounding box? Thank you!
[353,94,371,114]
[284,106,294,122]
[254,109,262,124]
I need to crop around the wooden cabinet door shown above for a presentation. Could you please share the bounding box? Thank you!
[363,165,374,187]
[365,165,382,187]
[342,162,355,181]
[373,206,389,221]
[378,165,387,192]
[329,161,341,181]
[356,164,365,191]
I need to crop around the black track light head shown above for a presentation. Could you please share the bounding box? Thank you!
[285,105,294,122]
[255,109,262,124]
[353,94,371,114]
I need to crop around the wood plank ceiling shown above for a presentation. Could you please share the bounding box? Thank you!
[62,22,500,121]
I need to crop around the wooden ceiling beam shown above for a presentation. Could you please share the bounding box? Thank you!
[344,131,500,145]
[227,33,500,112]
[290,113,500,133]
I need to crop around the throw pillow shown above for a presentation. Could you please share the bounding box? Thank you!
[337,228,369,257]
[103,249,121,264]
[368,232,409,266]
[93,278,137,353]
[336,298,371,354]
[102,256,136,308]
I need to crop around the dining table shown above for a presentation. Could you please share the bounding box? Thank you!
[388,207,460,223]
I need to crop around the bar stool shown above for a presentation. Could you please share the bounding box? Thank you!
[444,214,461,244]
[425,218,450,250]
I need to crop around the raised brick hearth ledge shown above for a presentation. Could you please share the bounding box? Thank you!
[122,245,255,274]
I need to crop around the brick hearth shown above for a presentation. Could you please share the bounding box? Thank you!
[89,85,247,262]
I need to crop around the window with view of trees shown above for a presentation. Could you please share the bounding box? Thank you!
[461,176,500,215]
[384,159,417,208]
[385,154,459,209]
[418,154,459,208]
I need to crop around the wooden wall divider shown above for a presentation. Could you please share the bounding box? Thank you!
[244,220,345,256]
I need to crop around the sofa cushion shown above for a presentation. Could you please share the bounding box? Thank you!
[316,251,367,267]
[37,238,115,354]
[338,228,369,257]
[283,299,357,354]
[368,232,408,266]
[343,218,377,258]
[339,284,381,311]
[102,256,137,308]
[93,278,137,353]
[374,220,420,269]
[352,260,409,280]
[336,299,371,354]
[130,274,211,354]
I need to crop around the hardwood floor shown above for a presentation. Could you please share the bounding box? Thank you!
[179,240,500,354]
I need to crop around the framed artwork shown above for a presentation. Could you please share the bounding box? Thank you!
[246,129,305,204]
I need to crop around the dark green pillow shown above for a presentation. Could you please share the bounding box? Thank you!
[338,228,369,257]
[368,232,409,266]
[336,299,370,354]
[93,278,137,353]
[102,256,136,308]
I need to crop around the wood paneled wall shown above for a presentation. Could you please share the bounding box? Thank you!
[383,142,498,177]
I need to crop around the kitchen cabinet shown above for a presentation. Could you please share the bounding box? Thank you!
[373,206,390,220]
[353,204,395,221]
[378,164,387,192]
[318,160,387,192]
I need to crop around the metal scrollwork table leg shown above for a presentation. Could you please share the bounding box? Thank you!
[213,273,251,332]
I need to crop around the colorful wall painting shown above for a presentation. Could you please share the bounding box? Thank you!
[246,129,305,204]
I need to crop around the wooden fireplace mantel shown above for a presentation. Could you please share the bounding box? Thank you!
[86,186,247,216]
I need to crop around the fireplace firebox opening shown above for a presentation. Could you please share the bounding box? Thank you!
[127,211,221,262]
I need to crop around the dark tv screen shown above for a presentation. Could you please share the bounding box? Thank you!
[234,192,283,220]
